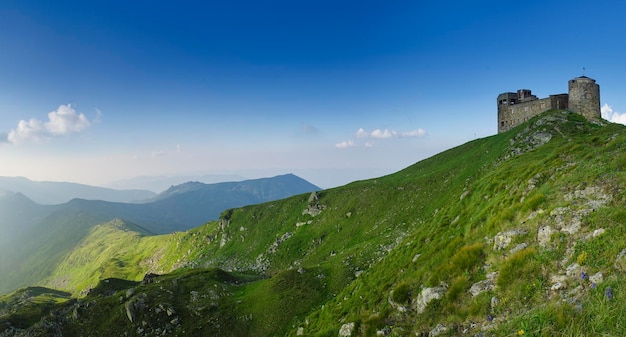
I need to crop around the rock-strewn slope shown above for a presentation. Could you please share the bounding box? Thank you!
[2,110,625,336]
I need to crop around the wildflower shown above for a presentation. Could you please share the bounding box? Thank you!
[518,329,525,335]
[487,314,493,322]
[605,287,613,300]
[591,282,597,289]
[580,271,588,281]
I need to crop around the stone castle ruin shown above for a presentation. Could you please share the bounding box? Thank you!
[497,76,601,133]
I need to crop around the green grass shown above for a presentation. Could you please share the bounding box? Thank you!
[4,110,626,336]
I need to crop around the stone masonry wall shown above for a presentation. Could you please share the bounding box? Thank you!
[498,94,568,133]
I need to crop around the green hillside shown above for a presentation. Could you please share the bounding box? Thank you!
[0,174,319,294]
[2,110,626,336]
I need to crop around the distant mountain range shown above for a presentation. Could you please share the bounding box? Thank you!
[0,173,320,293]
[0,176,156,205]
[105,174,247,193]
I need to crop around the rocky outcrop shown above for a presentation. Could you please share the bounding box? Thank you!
[302,191,326,217]
[493,229,527,251]
[413,284,447,314]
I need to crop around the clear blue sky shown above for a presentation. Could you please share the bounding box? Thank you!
[1,0,625,189]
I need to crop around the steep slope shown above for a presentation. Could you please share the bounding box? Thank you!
[43,219,154,294]
[0,174,319,295]
[3,110,626,336]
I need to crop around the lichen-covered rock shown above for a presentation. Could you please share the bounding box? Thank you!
[615,250,626,272]
[510,242,528,254]
[589,272,604,284]
[339,322,355,337]
[429,323,448,337]
[493,229,527,251]
[413,284,447,314]
[538,226,554,247]
[469,279,494,297]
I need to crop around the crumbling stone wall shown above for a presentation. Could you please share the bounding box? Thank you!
[497,76,600,134]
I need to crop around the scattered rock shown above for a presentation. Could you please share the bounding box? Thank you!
[589,272,604,285]
[615,250,626,272]
[297,327,304,336]
[339,322,355,337]
[550,274,568,291]
[429,323,448,337]
[551,282,566,291]
[565,263,581,277]
[592,228,606,237]
[537,226,554,247]
[490,296,500,309]
[493,229,527,251]
[469,279,494,297]
[413,284,447,314]
[510,242,529,255]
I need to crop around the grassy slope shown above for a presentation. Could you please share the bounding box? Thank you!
[4,110,626,336]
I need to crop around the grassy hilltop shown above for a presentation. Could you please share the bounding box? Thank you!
[2,110,626,336]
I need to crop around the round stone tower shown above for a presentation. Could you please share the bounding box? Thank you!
[568,76,601,120]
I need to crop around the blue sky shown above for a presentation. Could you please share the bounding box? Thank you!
[1,0,626,189]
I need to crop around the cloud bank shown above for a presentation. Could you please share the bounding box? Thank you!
[601,104,626,125]
[3,104,92,144]
[336,127,426,148]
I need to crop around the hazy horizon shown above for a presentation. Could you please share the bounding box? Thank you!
[2,1,626,189]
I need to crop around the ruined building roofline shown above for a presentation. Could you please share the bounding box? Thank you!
[497,76,601,133]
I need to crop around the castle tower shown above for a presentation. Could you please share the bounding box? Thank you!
[568,76,601,120]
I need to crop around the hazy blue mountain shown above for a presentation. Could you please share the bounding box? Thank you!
[0,192,54,246]
[0,173,319,293]
[0,176,156,205]
[105,173,247,193]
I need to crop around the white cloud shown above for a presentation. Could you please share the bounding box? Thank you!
[370,128,396,139]
[151,150,166,158]
[401,129,426,138]
[8,118,47,143]
[6,104,93,144]
[337,127,426,149]
[356,128,369,139]
[355,128,426,139]
[45,104,90,135]
[335,140,355,149]
[601,104,626,125]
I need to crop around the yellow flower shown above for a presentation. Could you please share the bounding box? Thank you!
[518,329,525,335]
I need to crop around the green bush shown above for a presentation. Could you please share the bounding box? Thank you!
[391,281,411,304]
[496,248,541,293]
[449,243,484,273]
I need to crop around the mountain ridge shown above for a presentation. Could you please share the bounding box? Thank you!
[0,174,320,295]
[1,110,626,336]
[0,176,156,205]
